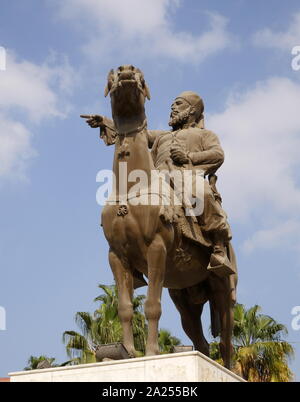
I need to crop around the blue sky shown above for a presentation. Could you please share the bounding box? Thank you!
[1,0,300,379]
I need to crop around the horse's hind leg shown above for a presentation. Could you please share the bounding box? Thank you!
[145,234,167,356]
[109,249,137,357]
[169,288,209,356]
[209,276,234,369]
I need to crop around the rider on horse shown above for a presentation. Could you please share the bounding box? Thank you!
[148,91,234,276]
[83,90,234,277]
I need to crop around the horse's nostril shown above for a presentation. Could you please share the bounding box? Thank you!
[119,71,135,80]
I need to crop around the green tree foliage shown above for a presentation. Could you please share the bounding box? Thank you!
[24,355,57,370]
[210,304,294,382]
[158,329,181,354]
[63,284,180,363]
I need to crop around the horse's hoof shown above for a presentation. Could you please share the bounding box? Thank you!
[127,349,139,358]
[145,349,160,357]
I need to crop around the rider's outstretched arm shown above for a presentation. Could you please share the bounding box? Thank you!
[81,114,116,145]
[99,116,116,145]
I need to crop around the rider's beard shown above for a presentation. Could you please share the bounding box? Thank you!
[169,107,191,130]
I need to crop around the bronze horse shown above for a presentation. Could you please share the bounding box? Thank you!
[84,65,237,368]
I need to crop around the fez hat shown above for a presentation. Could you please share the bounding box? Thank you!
[176,91,204,118]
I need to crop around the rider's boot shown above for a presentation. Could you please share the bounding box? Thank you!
[208,233,235,277]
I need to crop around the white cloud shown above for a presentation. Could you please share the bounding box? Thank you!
[253,12,300,51]
[54,0,235,63]
[207,77,300,253]
[243,221,300,254]
[0,52,73,123]
[0,115,35,180]
[57,0,176,34]
[0,51,73,180]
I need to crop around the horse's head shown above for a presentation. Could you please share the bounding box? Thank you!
[104,65,150,120]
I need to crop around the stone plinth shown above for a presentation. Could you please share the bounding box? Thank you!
[9,351,245,382]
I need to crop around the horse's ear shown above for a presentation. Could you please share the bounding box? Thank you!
[104,69,114,97]
[136,68,151,100]
[144,83,151,100]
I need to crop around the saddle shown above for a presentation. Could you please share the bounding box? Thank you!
[174,208,212,248]
[156,175,213,249]
[105,173,216,250]
[174,173,221,249]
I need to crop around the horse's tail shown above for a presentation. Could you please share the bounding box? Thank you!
[210,300,221,338]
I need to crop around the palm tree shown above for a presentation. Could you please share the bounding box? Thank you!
[209,342,223,366]
[63,286,123,364]
[93,284,123,344]
[24,355,57,370]
[158,329,181,354]
[210,304,294,382]
[94,284,149,350]
[233,304,294,382]
[63,285,147,362]
[63,312,103,364]
[63,284,185,362]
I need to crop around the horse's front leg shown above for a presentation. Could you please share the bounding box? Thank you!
[145,234,167,356]
[108,249,137,357]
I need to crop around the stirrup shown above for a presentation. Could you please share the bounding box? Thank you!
[208,252,235,277]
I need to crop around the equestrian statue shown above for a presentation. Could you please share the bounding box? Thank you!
[81,65,238,369]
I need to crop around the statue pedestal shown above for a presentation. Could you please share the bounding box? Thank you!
[9,351,245,382]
